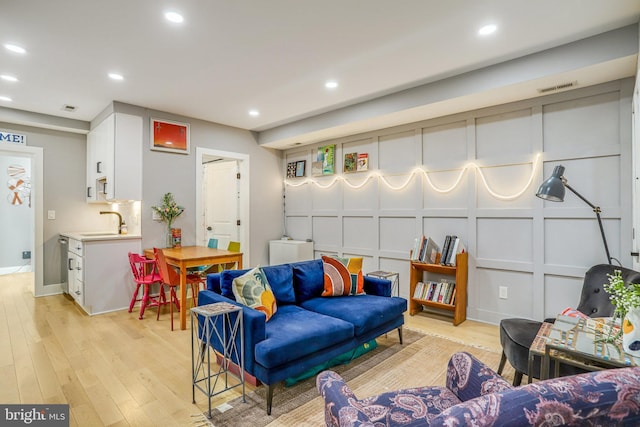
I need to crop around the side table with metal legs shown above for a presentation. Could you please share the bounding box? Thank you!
[191,302,245,418]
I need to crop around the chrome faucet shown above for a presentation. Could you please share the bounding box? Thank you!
[100,211,123,234]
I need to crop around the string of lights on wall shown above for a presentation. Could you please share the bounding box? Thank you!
[284,153,541,201]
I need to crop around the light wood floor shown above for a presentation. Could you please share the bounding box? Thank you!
[1,272,502,426]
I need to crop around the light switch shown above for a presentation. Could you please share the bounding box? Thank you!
[47,210,56,220]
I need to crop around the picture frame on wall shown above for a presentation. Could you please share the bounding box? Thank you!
[150,118,190,154]
[317,144,335,175]
[287,161,297,178]
[295,160,306,177]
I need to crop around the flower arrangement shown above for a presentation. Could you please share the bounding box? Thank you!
[151,192,184,229]
[605,270,640,321]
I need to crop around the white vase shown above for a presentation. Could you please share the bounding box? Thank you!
[622,307,640,356]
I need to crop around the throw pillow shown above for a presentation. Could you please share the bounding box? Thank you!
[231,266,277,321]
[321,256,364,297]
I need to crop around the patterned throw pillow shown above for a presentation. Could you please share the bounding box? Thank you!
[231,266,277,321]
[321,256,365,297]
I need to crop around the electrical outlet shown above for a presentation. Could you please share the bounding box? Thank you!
[22,251,31,259]
[47,210,55,220]
[499,286,508,299]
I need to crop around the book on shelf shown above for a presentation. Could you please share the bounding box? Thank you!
[424,237,439,264]
[410,236,422,261]
[440,235,452,265]
[411,235,440,264]
[446,237,466,266]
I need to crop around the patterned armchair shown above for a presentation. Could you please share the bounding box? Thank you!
[316,351,640,426]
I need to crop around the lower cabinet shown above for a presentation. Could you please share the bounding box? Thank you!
[65,237,141,315]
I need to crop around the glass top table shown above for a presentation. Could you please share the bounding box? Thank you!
[529,314,640,381]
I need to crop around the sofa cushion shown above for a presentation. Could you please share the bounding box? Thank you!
[301,295,407,336]
[232,267,277,321]
[292,259,325,303]
[255,304,354,369]
[220,268,250,300]
[261,264,296,305]
[321,256,364,297]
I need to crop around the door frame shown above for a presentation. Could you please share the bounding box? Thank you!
[632,78,640,271]
[195,147,250,266]
[0,143,44,295]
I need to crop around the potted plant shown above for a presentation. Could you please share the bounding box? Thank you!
[151,192,184,247]
[604,270,640,355]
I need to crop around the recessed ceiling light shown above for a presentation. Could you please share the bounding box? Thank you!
[478,24,497,36]
[325,80,338,89]
[165,11,184,23]
[248,110,260,117]
[108,73,124,81]
[1,75,18,82]
[4,44,26,54]
[0,95,12,102]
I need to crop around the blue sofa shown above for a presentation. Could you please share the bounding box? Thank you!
[317,351,640,426]
[198,258,407,414]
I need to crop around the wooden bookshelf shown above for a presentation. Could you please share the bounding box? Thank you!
[409,252,468,326]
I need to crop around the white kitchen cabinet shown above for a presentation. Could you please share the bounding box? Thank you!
[269,240,314,265]
[67,238,84,305]
[62,233,141,315]
[86,112,142,202]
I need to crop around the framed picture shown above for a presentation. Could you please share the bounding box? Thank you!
[295,160,306,177]
[344,152,357,173]
[287,161,297,178]
[151,118,190,154]
[317,144,335,175]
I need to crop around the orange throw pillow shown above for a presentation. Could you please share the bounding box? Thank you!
[322,256,364,297]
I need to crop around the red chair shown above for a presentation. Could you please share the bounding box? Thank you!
[155,247,203,330]
[127,252,163,320]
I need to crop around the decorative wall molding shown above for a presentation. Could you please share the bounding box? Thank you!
[285,154,540,201]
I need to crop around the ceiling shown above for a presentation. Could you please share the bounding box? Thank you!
[1,1,639,144]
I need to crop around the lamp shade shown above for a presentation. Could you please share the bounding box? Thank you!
[536,165,565,202]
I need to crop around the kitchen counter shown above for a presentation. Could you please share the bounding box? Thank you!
[60,231,142,315]
[61,231,141,242]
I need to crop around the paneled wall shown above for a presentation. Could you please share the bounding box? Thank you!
[283,79,633,324]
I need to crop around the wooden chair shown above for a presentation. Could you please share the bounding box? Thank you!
[217,241,241,272]
[154,247,185,330]
[185,238,221,306]
[127,252,164,320]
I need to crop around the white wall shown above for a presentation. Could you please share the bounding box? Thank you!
[110,102,283,267]
[283,79,633,324]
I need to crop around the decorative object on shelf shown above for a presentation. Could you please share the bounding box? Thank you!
[150,118,190,154]
[287,161,296,178]
[604,270,640,355]
[287,160,306,178]
[315,144,335,176]
[357,153,368,171]
[152,192,184,247]
[286,153,540,201]
[344,153,357,173]
[536,164,613,265]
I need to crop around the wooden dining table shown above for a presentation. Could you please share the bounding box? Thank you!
[144,246,243,330]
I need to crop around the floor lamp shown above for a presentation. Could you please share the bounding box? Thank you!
[536,165,613,265]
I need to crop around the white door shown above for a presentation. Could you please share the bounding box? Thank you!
[204,160,240,249]
[196,148,250,265]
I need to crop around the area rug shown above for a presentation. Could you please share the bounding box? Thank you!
[204,329,514,427]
